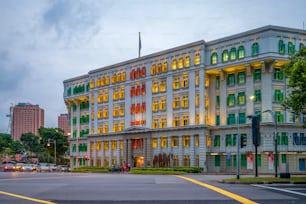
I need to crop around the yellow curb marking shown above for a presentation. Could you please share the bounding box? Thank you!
[176,175,257,204]
[0,190,56,204]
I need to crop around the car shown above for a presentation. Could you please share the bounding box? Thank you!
[14,163,25,171]
[37,163,50,172]
[49,163,57,172]
[56,165,70,172]
[22,163,36,172]
[3,163,15,172]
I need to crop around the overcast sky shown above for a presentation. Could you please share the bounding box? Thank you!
[0,0,305,133]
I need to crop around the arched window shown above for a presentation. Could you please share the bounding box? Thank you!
[194,52,201,65]
[150,64,156,75]
[211,52,218,65]
[222,50,228,62]
[278,40,286,54]
[171,58,177,70]
[184,55,190,67]
[288,42,295,55]
[238,46,245,59]
[252,42,259,56]
[230,47,236,61]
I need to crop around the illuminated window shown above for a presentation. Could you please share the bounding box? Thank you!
[97,124,102,133]
[182,115,189,126]
[238,92,245,105]
[195,92,199,107]
[90,80,95,89]
[152,98,159,112]
[171,136,179,147]
[183,135,190,147]
[159,79,167,92]
[172,96,180,109]
[152,138,157,148]
[237,72,245,84]
[113,88,119,101]
[161,137,168,148]
[113,105,119,117]
[119,105,125,116]
[119,86,125,99]
[120,140,123,150]
[173,115,180,127]
[195,135,199,147]
[91,94,95,104]
[103,89,108,102]
[112,140,117,150]
[96,78,101,87]
[172,76,180,90]
[97,108,102,119]
[194,52,201,65]
[150,64,156,75]
[103,122,108,133]
[178,57,184,68]
[181,74,189,88]
[157,63,162,74]
[152,117,159,129]
[181,95,189,108]
[162,61,168,72]
[122,71,126,81]
[113,121,119,132]
[196,113,200,125]
[222,50,229,62]
[230,47,236,61]
[103,106,108,118]
[104,141,109,150]
[227,93,235,106]
[211,52,218,64]
[119,121,125,131]
[91,111,94,120]
[141,83,146,95]
[195,71,199,86]
[101,76,105,86]
[96,141,101,151]
[184,55,190,67]
[171,58,177,70]
[112,74,117,84]
[238,46,245,59]
[97,93,103,104]
[116,73,121,83]
[160,117,167,128]
[159,97,166,111]
[152,80,159,93]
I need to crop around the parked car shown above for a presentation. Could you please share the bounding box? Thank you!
[22,163,36,172]
[37,163,50,172]
[3,163,15,172]
[49,163,57,172]
[56,165,70,172]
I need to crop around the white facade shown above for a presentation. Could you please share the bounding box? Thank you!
[63,25,306,174]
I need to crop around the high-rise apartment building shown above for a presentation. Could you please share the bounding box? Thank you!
[11,103,44,140]
[63,25,306,174]
[58,113,70,136]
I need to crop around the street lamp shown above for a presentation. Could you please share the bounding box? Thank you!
[236,109,241,179]
[263,109,278,178]
[47,139,57,165]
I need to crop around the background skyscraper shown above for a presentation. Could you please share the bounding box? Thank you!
[11,103,44,140]
[58,113,70,136]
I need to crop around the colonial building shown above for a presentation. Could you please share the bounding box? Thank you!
[63,25,306,174]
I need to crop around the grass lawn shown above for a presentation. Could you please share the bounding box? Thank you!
[222,176,306,184]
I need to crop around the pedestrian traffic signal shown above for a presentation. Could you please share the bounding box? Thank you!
[251,116,260,146]
[240,135,247,148]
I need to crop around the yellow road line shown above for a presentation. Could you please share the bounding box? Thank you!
[176,175,257,204]
[0,190,56,204]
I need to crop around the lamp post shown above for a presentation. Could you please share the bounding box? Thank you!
[47,139,57,165]
[263,109,278,178]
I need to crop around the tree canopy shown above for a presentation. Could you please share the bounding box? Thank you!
[283,46,306,125]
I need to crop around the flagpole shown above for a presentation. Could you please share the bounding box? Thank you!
[138,32,141,58]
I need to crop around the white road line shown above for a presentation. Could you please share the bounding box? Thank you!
[252,184,306,197]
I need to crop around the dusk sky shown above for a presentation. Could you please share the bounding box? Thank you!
[0,0,305,133]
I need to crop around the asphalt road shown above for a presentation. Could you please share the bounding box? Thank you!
[0,172,305,204]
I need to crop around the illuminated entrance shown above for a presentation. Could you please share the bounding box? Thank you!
[134,156,144,167]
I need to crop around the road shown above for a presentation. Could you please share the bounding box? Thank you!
[0,172,305,204]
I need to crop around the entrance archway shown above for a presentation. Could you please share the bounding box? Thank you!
[134,156,144,167]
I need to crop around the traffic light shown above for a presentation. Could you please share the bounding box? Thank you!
[240,135,247,148]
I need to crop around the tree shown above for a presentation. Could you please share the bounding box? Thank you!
[38,127,69,164]
[20,132,42,154]
[283,46,306,126]
[0,133,13,153]
[10,140,24,155]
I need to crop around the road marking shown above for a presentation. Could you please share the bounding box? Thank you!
[0,190,56,204]
[176,175,257,204]
[252,184,306,197]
